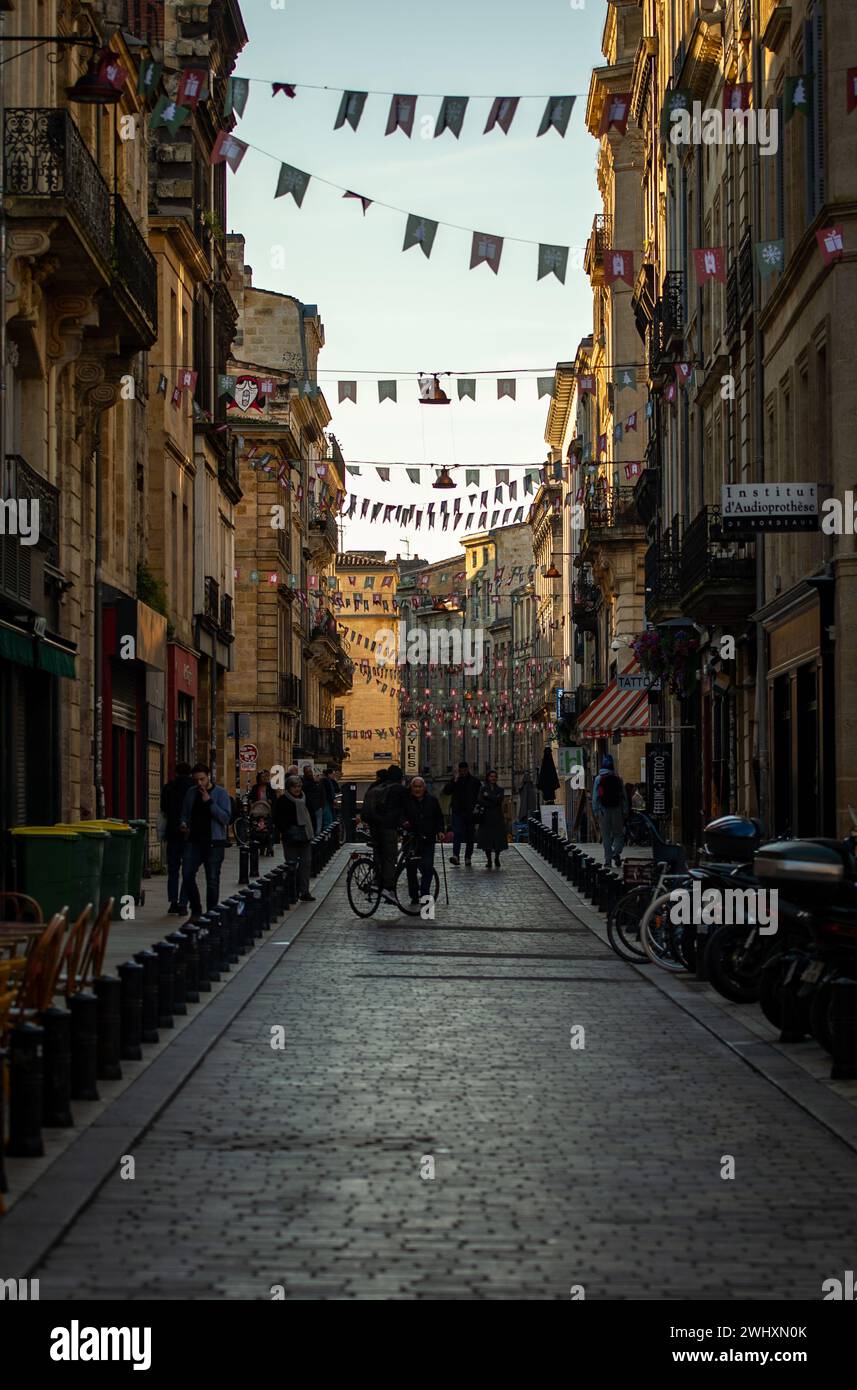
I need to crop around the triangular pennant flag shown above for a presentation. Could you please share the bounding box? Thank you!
[406,468,421,483]
[484,97,519,134]
[577,374,596,395]
[613,366,636,392]
[458,379,476,401]
[98,54,128,92]
[177,368,198,393]
[435,96,468,138]
[378,381,397,404]
[150,96,190,134]
[497,380,516,400]
[538,96,575,138]
[403,213,438,258]
[376,468,390,482]
[537,377,555,398]
[784,74,812,122]
[137,59,162,97]
[338,381,357,404]
[272,82,297,98]
[816,225,844,266]
[386,94,417,137]
[470,232,503,274]
[604,250,634,286]
[755,239,785,278]
[335,90,367,131]
[693,247,726,283]
[217,374,235,398]
[346,465,361,477]
[275,163,310,206]
[675,362,694,386]
[600,92,630,135]
[211,130,248,171]
[661,88,691,140]
[157,374,168,396]
[626,411,638,432]
[465,469,479,485]
[343,190,372,215]
[538,244,568,283]
[177,68,207,109]
[724,82,752,115]
[495,469,509,485]
[223,77,249,118]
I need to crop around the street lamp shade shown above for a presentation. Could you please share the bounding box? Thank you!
[543,561,561,579]
[432,466,456,489]
[67,49,124,105]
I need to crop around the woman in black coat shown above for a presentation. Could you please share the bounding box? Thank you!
[476,769,507,869]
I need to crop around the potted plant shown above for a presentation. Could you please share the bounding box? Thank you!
[631,626,699,695]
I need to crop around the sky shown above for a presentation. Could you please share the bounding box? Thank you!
[229,0,606,561]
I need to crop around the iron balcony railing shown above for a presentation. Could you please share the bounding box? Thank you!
[583,485,641,532]
[112,195,158,331]
[645,524,682,612]
[680,506,754,596]
[635,464,659,528]
[6,454,60,569]
[279,672,301,709]
[203,576,219,624]
[219,591,233,635]
[726,258,740,345]
[309,509,339,552]
[5,108,112,266]
[662,271,685,341]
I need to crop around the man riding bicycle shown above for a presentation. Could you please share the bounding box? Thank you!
[360,765,408,903]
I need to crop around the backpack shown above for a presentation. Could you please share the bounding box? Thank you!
[362,782,391,825]
[597,771,624,809]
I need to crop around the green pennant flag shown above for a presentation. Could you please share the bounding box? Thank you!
[137,58,162,97]
[275,163,310,207]
[406,467,421,482]
[661,88,692,141]
[613,366,636,392]
[465,469,479,485]
[223,77,250,119]
[378,381,398,403]
[537,244,568,283]
[150,96,190,134]
[403,213,438,258]
[217,374,235,397]
[755,239,785,278]
[784,74,812,122]
[457,379,476,402]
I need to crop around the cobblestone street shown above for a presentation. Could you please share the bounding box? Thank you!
[22,847,857,1301]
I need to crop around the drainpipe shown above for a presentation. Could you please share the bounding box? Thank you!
[752,0,769,831]
[93,423,105,816]
[210,650,217,783]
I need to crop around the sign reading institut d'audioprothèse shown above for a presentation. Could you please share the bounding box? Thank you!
[721,483,819,533]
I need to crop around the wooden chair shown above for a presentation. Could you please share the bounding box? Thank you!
[9,910,69,1022]
[78,898,114,988]
[54,903,93,1002]
[0,892,44,926]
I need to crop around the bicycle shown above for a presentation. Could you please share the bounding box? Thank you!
[606,816,690,965]
[346,829,440,918]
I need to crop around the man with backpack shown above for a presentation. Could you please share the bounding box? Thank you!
[360,765,408,901]
[592,754,628,868]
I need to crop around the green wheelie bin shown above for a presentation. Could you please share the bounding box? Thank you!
[54,824,109,921]
[123,819,149,906]
[79,821,134,919]
[10,827,81,920]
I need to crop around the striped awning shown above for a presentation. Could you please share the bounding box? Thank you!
[578,662,651,738]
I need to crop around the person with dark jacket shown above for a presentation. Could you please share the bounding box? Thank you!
[402,776,444,905]
[302,766,324,834]
[161,762,194,914]
[361,764,408,898]
[250,770,278,805]
[442,761,481,866]
[273,775,316,901]
[476,769,507,869]
[179,764,233,919]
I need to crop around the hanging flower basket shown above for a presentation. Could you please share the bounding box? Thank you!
[631,627,699,696]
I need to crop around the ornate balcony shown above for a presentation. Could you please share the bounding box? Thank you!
[279,672,302,710]
[4,109,157,349]
[761,0,792,51]
[307,508,339,561]
[571,579,600,634]
[645,521,683,623]
[308,609,354,693]
[583,214,613,281]
[7,454,60,570]
[298,723,345,764]
[679,506,755,623]
[635,465,660,528]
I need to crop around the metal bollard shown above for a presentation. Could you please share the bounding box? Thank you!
[38,1007,73,1128]
[695,923,711,982]
[251,879,270,934]
[118,960,144,1060]
[134,948,160,1044]
[154,940,176,1029]
[282,861,298,907]
[238,843,250,885]
[69,991,99,1101]
[211,909,232,972]
[0,1048,7,1191]
[94,976,123,1080]
[248,840,260,880]
[831,977,857,1080]
[165,931,189,1016]
[7,1021,45,1157]
[221,901,242,961]
[596,866,610,914]
[177,925,201,1002]
[196,917,217,985]
[235,892,254,950]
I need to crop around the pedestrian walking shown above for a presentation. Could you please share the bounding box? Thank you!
[442,760,481,865]
[475,769,507,869]
[249,769,278,805]
[273,775,316,901]
[592,754,628,867]
[517,770,539,821]
[179,764,232,921]
[537,747,560,804]
[302,765,324,835]
[401,775,444,905]
[320,766,338,830]
[160,761,194,915]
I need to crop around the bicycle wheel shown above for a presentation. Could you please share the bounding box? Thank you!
[607,886,650,962]
[705,924,764,1003]
[233,816,250,849]
[640,890,687,972]
[395,860,440,916]
[346,854,381,918]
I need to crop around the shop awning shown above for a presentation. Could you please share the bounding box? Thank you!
[37,640,76,679]
[578,662,651,738]
[0,623,35,668]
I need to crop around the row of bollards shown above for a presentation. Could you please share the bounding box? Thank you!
[527,815,625,917]
[1,839,342,1187]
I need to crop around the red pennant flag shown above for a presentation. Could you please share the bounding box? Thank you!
[597,432,607,455]
[470,231,503,274]
[626,411,638,432]
[665,380,677,403]
[604,249,634,286]
[177,368,198,393]
[816,225,845,265]
[98,54,128,92]
[272,82,297,98]
[848,69,857,114]
[211,131,248,171]
[178,68,207,108]
[675,362,693,385]
[170,386,182,410]
[484,97,519,134]
[577,374,596,395]
[693,247,726,283]
[343,190,372,215]
[386,94,417,137]
[723,82,752,114]
[599,92,630,135]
